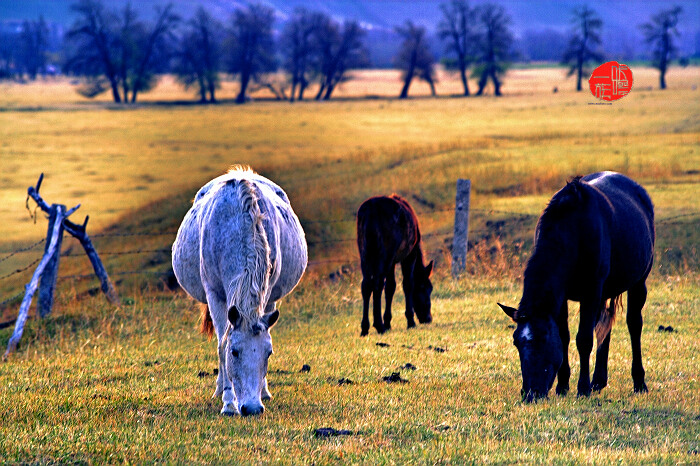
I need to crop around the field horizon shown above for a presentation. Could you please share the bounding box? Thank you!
[1,67,698,463]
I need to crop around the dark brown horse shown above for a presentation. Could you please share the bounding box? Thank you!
[357,195,433,336]
[498,172,654,402]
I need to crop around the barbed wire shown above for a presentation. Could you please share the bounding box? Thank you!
[0,257,42,281]
[0,238,45,263]
[0,289,25,308]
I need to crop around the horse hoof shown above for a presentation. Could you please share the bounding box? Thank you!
[634,383,648,393]
[360,330,368,337]
[555,385,569,396]
[591,382,607,392]
[221,405,239,416]
[576,389,592,398]
[375,327,386,335]
[406,322,416,329]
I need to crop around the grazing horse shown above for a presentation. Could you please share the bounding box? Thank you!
[172,167,307,416]
[357,195,433,336]
[498,172,654,402]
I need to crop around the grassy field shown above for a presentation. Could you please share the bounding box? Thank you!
[1,67,699,463]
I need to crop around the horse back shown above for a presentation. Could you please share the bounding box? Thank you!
[357,195,420,273]
[583,172,655,295]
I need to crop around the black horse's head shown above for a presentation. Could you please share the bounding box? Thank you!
[413,260,434,324]
[499,303,563,403]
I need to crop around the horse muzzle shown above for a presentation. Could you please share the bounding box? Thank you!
[240,402,265,417]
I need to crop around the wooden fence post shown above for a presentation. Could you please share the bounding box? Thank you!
[38,204,65,317]
[4,205,65,360]
[451,179,471,277]
[3,174,117,358]
[64,216,118,305]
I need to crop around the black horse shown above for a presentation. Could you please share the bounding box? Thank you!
[498,172,654,402]
[357,195,433,336]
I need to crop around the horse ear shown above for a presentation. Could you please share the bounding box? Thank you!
[425,260,434,277]
[498,303,518,321]
[262,309,279,330]
[228,306,241,327]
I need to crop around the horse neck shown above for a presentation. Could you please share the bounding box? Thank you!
[228,180,272,325]
[411,242,426,272]
[519,239,572,318]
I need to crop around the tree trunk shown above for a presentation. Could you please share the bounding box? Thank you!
[109,78,122,103]
[576,56,583,91]
[298,79,307,101]
[476,71,488,95]
[290,77,297,102]
[492,70,501,96]
[426,76,436,97]
[399,65,415,99]
[237,71,250,104]
[323,81,335,100]
[315,80,326,100]
[207,76,217,103]
[459,65,470,96]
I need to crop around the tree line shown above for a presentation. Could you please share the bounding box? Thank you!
[0,0,687,103]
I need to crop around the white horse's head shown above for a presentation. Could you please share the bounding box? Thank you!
[224,307,279,416]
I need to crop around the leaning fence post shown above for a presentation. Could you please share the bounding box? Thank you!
[4,205,65,360]
[451,179,471,277]
[38,204,65,317]
[64,216,118,305]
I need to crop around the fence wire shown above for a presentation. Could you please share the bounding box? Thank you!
[1,208,697,306]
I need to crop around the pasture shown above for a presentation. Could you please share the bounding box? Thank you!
[1,67,699,463]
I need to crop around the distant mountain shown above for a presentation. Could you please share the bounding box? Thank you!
[1,0,699,65]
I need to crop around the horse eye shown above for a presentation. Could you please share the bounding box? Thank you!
[231,349,240,358]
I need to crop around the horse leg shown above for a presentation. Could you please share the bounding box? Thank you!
[208,292,239,415]
[592,300,613,392]
[360,274,372,336]
[555,301,570,396]
[383,265,396,331]
[401,258,416,329]
[627,281,648,393]
[575,296,599,397]
[261,302,276,400]
[373,274,386,334]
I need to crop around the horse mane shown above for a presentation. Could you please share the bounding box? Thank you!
[541,176,587,220]
[225,176,271,329]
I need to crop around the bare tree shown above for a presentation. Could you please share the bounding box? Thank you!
[129,4,179,103]
[438,0,475,96]
[473,3,513,96]
[0,31,18,79]
[640,6,683,90]
[281,8,316,102]
[66,0,178,103]
[312,17,368,101]
[19,16,49,80]
[66,0,122,102]
[227,3,276,104]
[175,7,222,102]
[395,21,436,98]
[562,5,603,91]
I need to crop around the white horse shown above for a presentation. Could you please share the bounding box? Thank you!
[172,167,307,416]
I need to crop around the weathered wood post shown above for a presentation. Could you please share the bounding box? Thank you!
[451,179,471,277]
[38,204,65,317]
[4,205,65,360]
[64,216,118,305]
[4,174,118,358]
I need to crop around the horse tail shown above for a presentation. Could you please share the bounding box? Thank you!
[225,179,271,327]
[200,304,214,340]
[595,294,622,348]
